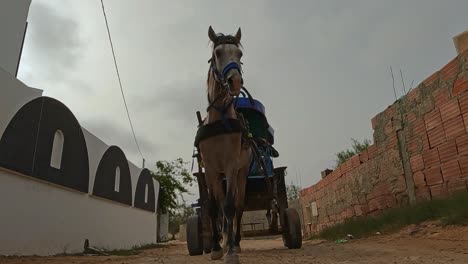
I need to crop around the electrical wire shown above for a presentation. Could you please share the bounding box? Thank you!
[100,0,145,163]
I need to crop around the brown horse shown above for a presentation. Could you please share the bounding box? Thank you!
[198,26,252,264]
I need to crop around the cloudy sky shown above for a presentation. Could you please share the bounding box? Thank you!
[17,0,468,201]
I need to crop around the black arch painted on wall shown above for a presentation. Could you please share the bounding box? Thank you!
[0,96,90,192]
[134,168,156,212]
[93,146,132,206]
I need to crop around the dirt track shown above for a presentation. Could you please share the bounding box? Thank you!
[2,223,468,264]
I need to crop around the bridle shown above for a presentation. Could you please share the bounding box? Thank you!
[208,34,243,90]
[206,33,253,114]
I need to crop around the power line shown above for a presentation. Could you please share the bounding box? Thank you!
[100,0,145,164]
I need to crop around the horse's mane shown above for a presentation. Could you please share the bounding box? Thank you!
[206,67,215,93]
[209,41,243,50]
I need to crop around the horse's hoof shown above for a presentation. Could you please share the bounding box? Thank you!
[224,253,239,264]
[233,246,241,254]
[211,250,223,260]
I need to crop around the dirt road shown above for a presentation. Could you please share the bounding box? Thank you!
[2,224,468,264]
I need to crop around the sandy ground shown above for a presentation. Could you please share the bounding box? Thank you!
[2,223,468,264]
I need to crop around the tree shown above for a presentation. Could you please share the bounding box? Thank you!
[350,138,371,153]
[150,158,196,215]
[335,149,356,166]
[286,183,301,201]
[335,138,371,167]
[150,158,196,241]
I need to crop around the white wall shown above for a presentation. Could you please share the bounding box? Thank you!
[179,224,187,241]
[0,42,161,257]
[0,0,31,76]
[0,167,157,255]
[158,213,169,242]
[81,127,160,204]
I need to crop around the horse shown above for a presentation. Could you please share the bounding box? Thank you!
[198,26,252,264]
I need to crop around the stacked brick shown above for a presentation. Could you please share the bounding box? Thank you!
[300,114,406,234]
[300,50,468,237]
[405,52,468,200]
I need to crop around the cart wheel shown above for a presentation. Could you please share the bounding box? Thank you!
[186,215,203,256]
[282,208,302,249]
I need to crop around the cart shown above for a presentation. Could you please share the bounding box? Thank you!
[187,96,302,255]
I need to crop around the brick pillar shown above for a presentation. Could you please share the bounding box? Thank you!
[453,30,468,55]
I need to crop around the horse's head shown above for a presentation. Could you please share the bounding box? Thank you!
[208,26,243,96]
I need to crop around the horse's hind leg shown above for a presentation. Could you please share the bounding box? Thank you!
[234,165,247,254]
[266,207,272,231]
[270,200,279,233]
[222,216,228,253]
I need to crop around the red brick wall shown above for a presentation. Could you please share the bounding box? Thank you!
[300,50,468,236]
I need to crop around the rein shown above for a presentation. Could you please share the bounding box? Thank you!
[206,82,255,131]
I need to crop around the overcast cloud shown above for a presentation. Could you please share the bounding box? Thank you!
[17,0,468,202]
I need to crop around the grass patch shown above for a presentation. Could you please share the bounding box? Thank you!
[315,191,468,241]
[0,244,168,258]
[134,243,166,251]
[100,243,167,256]
[104,249,139,256]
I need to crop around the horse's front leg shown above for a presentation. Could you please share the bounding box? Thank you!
[223,166,245,264]
[208,192,223,260]
[205,171,224,260]
[233,208,244,254]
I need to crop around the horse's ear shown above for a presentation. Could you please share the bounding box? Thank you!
[208,26,217,43]
[234,27,242,43]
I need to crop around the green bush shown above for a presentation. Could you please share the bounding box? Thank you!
[335,138,371,167]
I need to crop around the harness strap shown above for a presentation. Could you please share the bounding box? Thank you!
[250,139,273,198]
[194,119,243,148]
[241,86,255,106]
[211,98,234,131]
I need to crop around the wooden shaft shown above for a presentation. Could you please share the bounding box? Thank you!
[196,111,203,126]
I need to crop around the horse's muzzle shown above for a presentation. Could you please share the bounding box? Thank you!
[227,73,242,96]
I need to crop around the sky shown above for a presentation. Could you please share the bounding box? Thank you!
[17,0,468,202]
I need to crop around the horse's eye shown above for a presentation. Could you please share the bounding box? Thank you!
[215,49,222,57]
[239,51,243,58]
